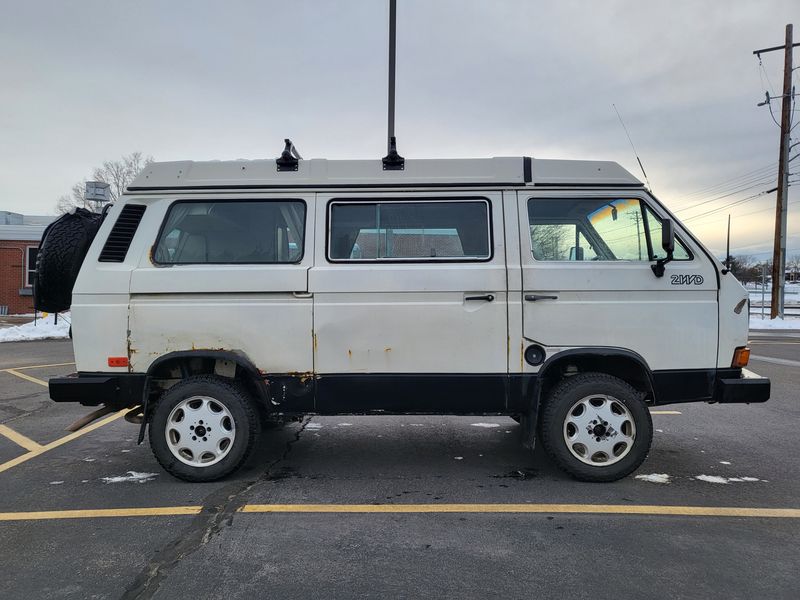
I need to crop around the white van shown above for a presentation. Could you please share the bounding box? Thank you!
[45,154,769,482]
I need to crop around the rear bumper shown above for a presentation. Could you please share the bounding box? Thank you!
[713,368,770,404]
[49,372,145,408]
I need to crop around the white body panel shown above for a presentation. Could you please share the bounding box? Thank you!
[70,294,129,373]
[717,270,749,367]
[124,194,315,374]
[518,190,720,371]
[310,192,508,374]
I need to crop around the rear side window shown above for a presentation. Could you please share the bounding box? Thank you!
[527,197,691,262]
[328,200,491,261]
[154,200,306,264]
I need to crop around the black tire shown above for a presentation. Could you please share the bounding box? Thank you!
[148,375,260,482]
[34,208,103,313]
[541,372,652,482]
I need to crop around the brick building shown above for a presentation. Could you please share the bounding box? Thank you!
[0,211,55,315]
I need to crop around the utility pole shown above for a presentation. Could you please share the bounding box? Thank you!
[753,24,797,318]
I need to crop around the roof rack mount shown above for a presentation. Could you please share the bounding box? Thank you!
[276,139,302,172]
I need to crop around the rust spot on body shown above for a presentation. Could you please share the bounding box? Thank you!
[347,349,352,358]
[286,371,316,384]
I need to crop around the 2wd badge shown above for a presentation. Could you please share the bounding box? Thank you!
[670,274,704,285]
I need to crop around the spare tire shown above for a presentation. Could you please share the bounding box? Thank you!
[34,208,104,313]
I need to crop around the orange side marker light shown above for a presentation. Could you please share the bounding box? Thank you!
[732,347,750,368]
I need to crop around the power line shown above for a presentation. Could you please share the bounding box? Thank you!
[687,197,798,228]
[677,162,776,199]
[675,170,777,204]
[674,176,778,214]
[683,188,776,223]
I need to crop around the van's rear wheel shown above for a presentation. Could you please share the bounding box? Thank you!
[149,375,260,482]
[541,373,652,482]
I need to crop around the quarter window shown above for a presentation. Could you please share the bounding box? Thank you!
[528,198,690,261]
[329,200,491,261]
[154,200,306,264]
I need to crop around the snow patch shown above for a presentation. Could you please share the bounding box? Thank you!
[695,474,761,484]
[470,423,500,428]
[49,481,64,485]
[696,475,729,484]
[635,473,671,484]
[305,423,323,430]
[719,461,732,465]
[749,316,800,330]
[337,423,353,427]
[101,471,158,484]
[454,456,464,460]
[0,313,70,343]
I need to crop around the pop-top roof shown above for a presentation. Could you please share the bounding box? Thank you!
[127,157,642,191]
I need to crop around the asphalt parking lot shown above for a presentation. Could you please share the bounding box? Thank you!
[0,335,798,599]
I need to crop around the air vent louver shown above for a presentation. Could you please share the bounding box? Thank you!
[98,204,146,262]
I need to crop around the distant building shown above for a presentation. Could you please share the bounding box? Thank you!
[0,211,55,315]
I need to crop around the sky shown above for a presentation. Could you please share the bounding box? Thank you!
[0,0,798,259]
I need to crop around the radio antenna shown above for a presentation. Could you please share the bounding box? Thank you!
[612,103,651,190]
[382,0,404,170]
[725,213,732,273]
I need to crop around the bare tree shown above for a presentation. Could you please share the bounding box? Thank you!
[92,152,153,203]
[55,181,93,213]
[56,152,153,213]
[788,254,800,282]
[729,254,757,284]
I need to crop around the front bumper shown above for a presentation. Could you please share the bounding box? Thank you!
[49,372,145,408]
[713,368,770,404]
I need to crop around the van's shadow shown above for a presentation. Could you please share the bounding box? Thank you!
[240,417,569,501]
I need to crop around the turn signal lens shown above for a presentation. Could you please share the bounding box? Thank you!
[732,347,750,368]
[108,356,129,368]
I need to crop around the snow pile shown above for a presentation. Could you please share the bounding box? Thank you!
[470,422,500,428]
[0,313,70,342]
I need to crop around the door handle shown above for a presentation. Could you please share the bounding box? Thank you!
[525,294,558,302]
[465,294,495,302]
[293,291,313,298]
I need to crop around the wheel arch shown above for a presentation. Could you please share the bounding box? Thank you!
[534,348,655,415]
[136,349,269,443]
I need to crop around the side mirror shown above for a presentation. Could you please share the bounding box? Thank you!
[662,219,675,255]
[569,246,584,261]
[651,219,675,278]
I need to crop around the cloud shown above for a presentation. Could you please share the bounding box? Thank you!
[0,0,796,256]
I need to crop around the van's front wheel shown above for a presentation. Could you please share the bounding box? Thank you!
[541,373,652,482]
[149,375,260,482]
